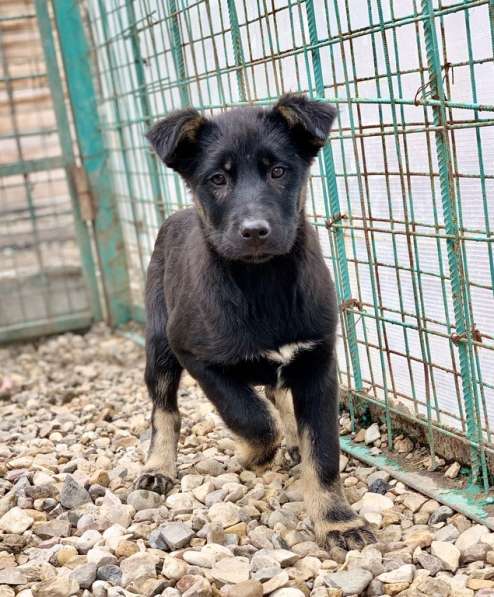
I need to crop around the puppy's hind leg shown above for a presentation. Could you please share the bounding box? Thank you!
[135,335,182,495]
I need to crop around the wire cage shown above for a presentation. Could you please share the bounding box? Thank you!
[0,0,493,515]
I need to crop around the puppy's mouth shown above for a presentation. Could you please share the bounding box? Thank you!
[240,253,274,264]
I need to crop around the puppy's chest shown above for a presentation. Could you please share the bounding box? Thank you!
[261,340,316,365]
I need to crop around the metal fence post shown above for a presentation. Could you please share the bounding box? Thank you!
[420,0,488,488]
[52,0,132,327]
[304,0,364,399]
[35,0,102,323]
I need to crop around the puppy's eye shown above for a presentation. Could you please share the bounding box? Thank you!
[210,173,226,186]
[271,166,285,179]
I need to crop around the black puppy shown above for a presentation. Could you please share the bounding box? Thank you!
[136,94,375,550]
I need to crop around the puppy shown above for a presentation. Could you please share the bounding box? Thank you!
[136,94,375,550]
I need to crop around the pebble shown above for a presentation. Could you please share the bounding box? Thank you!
[365,424,381,445]
[60,475,91,509]
[0,508,33,534]
[126,489,161,511]
[456,524,490,552]
[70,563,97,589]
[431,540,461,571]
[209,502,241,527]
[34,575,79,596]
[359,492,394,514]
[211,556,250,584]
[325,569,373,595]
[429,506,454,525]
[153,522,195,550]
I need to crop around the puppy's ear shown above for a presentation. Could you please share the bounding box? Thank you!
[146,108,207,177]
[271,93,336,160]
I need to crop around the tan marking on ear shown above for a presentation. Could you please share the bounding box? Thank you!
[144,406,180,479]
[277,104,299,128]
[300,429,365,543]
[181,115,207,142]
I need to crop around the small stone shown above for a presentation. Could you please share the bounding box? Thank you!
[34,576,79,597]
[368,479,390,495]
[120,552,158,585]
[182,576,212,597]
[434,524,459,543]
[456,524,489,552]
[365,424,381,445]
[115,540,138,558]
[467,578,494,590]
[211,557,250,585]
[162,556,187,580]
[183,550,215,568]
[70,563,97,589]
[0,507,33,533]
[0,569,28,585]
[359,492,394,514]
[415,577,450,597]
[126,489,161,511]
[209,502,241,528]
[196,458,225,476]
[415,551,443,575]
[60,475,91,509]
[324,569,373,596]
[395,436,414,453]
[221,580,263,597]
[34,519,71,539]
[402,493,427,513]
[261,571,289,594]
[270,590,305,597]
[55,545,78,565]
[431,540,460,572]
[429,506,454,526]
[378,564,415,584]
[156,522,195,550]
[444,462,461,479]
[165,493,194,513]
[461,542,489,564]
[97,564,123,585]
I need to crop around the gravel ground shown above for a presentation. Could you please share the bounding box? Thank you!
[0,324,493,597]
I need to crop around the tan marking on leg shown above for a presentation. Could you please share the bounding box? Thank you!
[300,429,365,543]
[144,407,180,479]
[269,387,299,451]
[235,398,281,473]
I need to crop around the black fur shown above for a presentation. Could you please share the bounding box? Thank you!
[142,94,375,549]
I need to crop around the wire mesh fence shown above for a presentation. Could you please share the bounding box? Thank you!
[0,0,493,496]
[81,0,494,489]
[0,0,100,342]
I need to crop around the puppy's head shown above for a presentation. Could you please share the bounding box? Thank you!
[147,94,336,263]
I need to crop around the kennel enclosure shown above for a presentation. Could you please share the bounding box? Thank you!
[0,0,493,519]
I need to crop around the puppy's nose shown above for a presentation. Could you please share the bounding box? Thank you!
[239,219,271,241]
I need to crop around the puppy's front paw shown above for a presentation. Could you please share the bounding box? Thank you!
[324,523,376,551]
[314,504,376,551]
[134,470,174,495]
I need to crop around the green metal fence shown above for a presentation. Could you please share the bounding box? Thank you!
[0,0,493,515]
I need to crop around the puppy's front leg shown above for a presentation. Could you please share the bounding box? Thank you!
[287,344,376,550]
[177,352,281,472]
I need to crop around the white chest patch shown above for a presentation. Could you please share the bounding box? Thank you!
[263,341,316,365]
